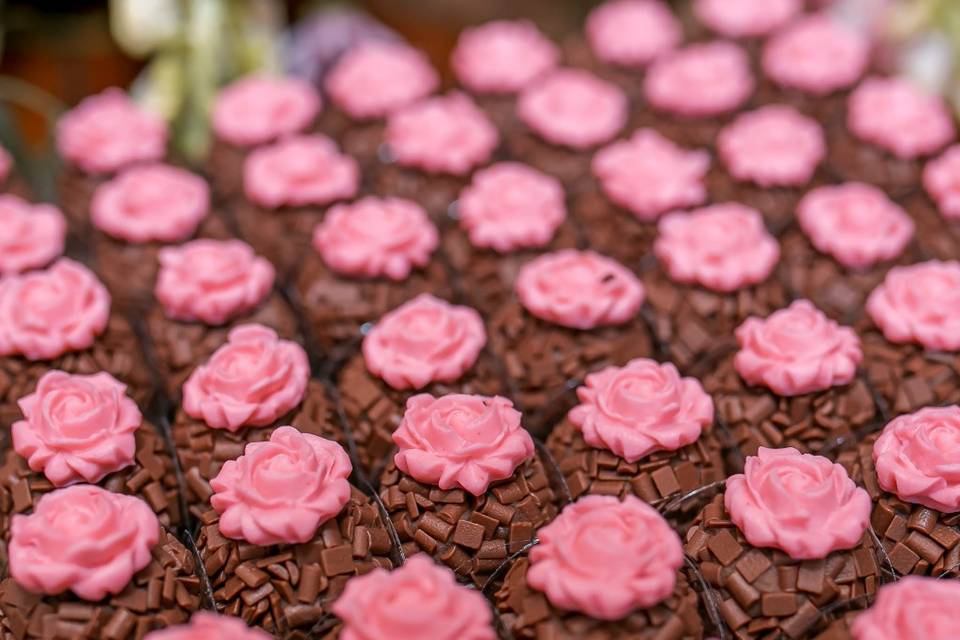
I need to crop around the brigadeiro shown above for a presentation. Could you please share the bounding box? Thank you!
[547,358,725,526]
[192,427,395,637]
[487,250,654,432]
[496,495,705,639]
[378,392,562,586]
[0,485,202,638]
[685,447,879,639]
[336,294,506,476]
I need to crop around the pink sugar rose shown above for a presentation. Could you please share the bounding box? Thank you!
[145,613,272,640]
[923,144,960,220]
[210,426,352,545]
[585,0,681,67]
[212,75,321,147]
[852,577,960,640]
[694,0,800,38]
[645,41,754,118]
[569,358,713,462]
[452,20,559,94]
[0,194,66,275]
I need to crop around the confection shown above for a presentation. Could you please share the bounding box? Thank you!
[0,195,66,277]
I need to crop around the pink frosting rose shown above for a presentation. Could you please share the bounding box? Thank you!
[8,485,159,600]
[763,14,870,95]
[457,162,566,252]
[866,260,960,351]
[145,613,272,640]
[327,41,438,119]
[362,294,486,390]
[333,555,495,640]
[644,42,754,118]
[529,495,684,620]
[517,69,627,149]
[851,577,960,640]
[210,426,352,545]
[923,144,960,220]
[393,394,534,496]
[182,324,310,432]
[13,371,142,486]
[0,258,110,361]
[725,447,871,559]
[243,134,359,208]
[872,406,960,513]
[452,20,559,94]
[655,204,780,293]
[734,300,862,396]
[155,239,275,325]
[848,76,955,159]
[313,197,439,280]
[797,183,914,270]
[568,359,713,462]
[585,0,682,67]
[0,194,66,275]
[0,144,10,184]
[592,128,710,220]
[718,105,826,187]
[515,250,645,330]
[386,93,498,175]
[212,75,321,147]
[90,163,210,244]
[694,0,800,38]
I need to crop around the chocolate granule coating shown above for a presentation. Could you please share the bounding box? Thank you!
[194,487,393,638]
[379,452,562,588]
[55,167,103,243]
[0,529,202,640]
[823,124,922,200]
[315,111,384,175]
[569,189,656,270]
[686,494,879,639]
[373,165,467,224]
[203,138,248,202]
[496,557,705,640]
[230,202,327,283]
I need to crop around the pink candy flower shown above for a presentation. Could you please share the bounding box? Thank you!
[923,144,960,220]
[593,128,710,220]
[452,20,559,94]
[694,0,800,38]
[528,495,684,620]
[144,613,272,640]
[211,426,352,545]
[0,194,66,275]
[655,204,780,292]
[515,250,645,329]
[852,577,960,640]
[569,358,713,462]
[182,324,310,432]
[212,75,321,147]
[362,294,487,390]
[585,0,681,67]
[645,41,754,118]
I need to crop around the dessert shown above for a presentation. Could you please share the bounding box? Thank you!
[848,577,960,639]
[0,195,67,276]
[693,0,800,39]
[143,612,271,639]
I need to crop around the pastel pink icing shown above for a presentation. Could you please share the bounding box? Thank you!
[155,239,274,325]
[144,613,272,640]
[458,162,566,252]
[725,447,871,559]
[872,406,960,512]
[0,258,110,361]
[644,42,754,118]
[212,75,321,147]
[585,0,682,68]
[517,69,627,149]
[182,324,310,432]
[848,76,955,159]
[694,0,800,38]
[734,300,863,396]
[393,394,534,496]
[56,88,167,175]
[718,105,826,187]
[515,250,645,330]
[851,577,960,640]
[797,183,914,270]
[0,194,67,275]
[243,134,359,208]
[13,371,141,486]
[655,204,780,293]
[332,555,495,640]
[90,163,210,243]
[592,128,710,220]
[452,20,559,94]
[568,359,713,462]
[0,144,11,184]
[386,92,498,175]
[923,144,960,220]
[313,197,439,280]
[528,495,683,620]
[362,294,486,390]
[866,260,960,351]
[8,485,159,600]
[327,41,439,119]
[210,426,352,545]
[762,14,870,95]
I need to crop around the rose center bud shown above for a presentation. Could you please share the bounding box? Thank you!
[19,280,72,325]
[51,395,104,437]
